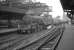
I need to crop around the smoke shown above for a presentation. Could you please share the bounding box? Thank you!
[32,0,64,20]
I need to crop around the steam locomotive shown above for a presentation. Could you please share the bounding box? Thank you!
[0,1,53,33]
[16,2,53,33]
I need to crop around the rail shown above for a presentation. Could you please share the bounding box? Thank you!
[0,23,65,50]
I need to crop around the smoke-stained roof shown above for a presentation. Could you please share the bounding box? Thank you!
[60,0,74,9]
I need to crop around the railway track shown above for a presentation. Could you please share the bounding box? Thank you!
[18,27,61,50]
[0,25,65,50]
[39,26,65,50]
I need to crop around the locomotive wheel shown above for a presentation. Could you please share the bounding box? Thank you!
[37,25,43,32]
[40,25,44,31]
